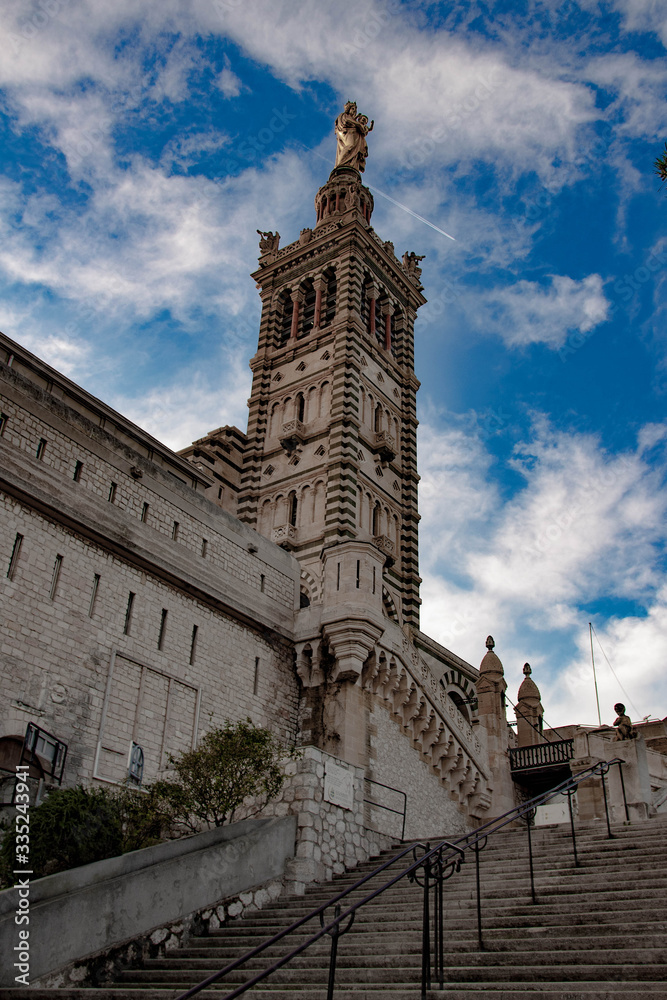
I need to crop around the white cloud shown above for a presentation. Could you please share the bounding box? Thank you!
[471,274,610,349]
[216,56,244,99]
[108,353,251,452]
[605,0,667,46]
[418,415,667,723]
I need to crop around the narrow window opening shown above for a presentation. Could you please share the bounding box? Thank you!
[260,573,265,593]
[108,482,117,503]
[157,608,168,650]
[372,565,376,594]
[189,624,198,665]
[50,554,63,600]
[201,538,208,558]
[0,413,7,436]
[356,559,360,589]
[36,438,47,460]
[88,574,100,618]
[7,533,23,580]
[336,562,340,591]
[123,592,135,635]
[73,460,83,482]
[218,486,223,500]
[300,280,316,337]
[172,521,179,541]
[289,492,298,527]
[296,393,305,422]
[253,656,260,696]
[141,502,149,523]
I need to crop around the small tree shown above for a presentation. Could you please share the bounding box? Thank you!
[655,142,667,186]
[152,719,300,831]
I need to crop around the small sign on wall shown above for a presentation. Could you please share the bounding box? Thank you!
[324,760,354,811]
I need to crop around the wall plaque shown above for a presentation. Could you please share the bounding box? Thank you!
[324,760,354,811]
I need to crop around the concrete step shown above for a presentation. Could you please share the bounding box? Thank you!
[131,946,667,974]
[177,930,667,957]
[233,988,667,999]
[21,818,663,1000]
[117,962,667,986]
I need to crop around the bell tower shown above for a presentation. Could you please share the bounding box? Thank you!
[237,104,426,764]
[239,104,425,623]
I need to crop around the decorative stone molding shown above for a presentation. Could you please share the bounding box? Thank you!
[359,636,491,814]
[373,534,395,567]
[373,430,396,463]
[273,524,297,549]
[279,419,306,453]
[322,618,384,683]
[295,640,324,687]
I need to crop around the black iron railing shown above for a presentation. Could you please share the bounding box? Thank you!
[509,737,575,771]
[174,758,627,1000]
[363,776,407,840]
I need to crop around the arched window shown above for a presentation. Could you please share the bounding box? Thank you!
[374,403,383,432]
[323,269,337,326]
[296,392,305,422]
[301,279,316,337]
[277,290,292,346]
[289,491,298,527]
[447,690,471,723]
[372,501,381,536]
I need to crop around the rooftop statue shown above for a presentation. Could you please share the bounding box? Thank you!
[334,101,374,173]
[613,702,637,741]
[257,230,280,254]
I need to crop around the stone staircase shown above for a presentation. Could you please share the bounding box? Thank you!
[5,816,667,1000]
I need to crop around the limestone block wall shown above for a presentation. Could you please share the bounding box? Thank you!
[368,702,472,841]
[261,747,394,893]
[0,376,293,610]
[0,351,301,790]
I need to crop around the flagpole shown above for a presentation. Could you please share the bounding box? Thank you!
[589,622,602,726]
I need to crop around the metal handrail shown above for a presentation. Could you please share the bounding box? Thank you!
[363,776,407,840]
[173,757,627,1000]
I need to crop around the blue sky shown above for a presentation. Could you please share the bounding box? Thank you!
[1,0,665,727]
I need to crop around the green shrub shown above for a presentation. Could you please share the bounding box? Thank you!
[152,719,300,830]
[0,720,299,885]
[0,785,122,886]
[0,783,173,887]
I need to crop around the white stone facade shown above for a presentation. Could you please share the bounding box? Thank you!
[0,342,300,792]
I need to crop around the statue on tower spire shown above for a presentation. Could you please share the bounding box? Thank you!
[334,101,374,173]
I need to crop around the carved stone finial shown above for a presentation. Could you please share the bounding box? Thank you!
[523,662,531,676]
[334,101,374,173]
[479,635,503,678]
